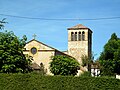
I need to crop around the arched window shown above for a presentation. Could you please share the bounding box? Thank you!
[75,32,77,41]
[71,32,74,41]
[82,31,85,41]
[78,32,81,41]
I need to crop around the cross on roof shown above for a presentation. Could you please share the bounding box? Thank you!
[33,34,37,40]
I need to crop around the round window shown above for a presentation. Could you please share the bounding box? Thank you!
[31,47,37,54]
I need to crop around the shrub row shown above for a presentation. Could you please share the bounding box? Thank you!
[0,73,120,90]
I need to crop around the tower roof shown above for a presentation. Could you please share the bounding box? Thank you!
[68,24,88,29]
[67,24,92,33]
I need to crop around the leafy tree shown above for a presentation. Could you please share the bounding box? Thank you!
[0,18,7,30]
[81,53,95,71]
[0,31,32,73]
[99,33,120,76]
[50,55,80,76]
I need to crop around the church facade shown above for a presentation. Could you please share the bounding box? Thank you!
[23,24,92,75]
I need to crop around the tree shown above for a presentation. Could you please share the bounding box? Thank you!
[0,31,32,73]
[50,55,80,76]
[99,33,120,76]
[81,53,95,72]
[0,18,7,30]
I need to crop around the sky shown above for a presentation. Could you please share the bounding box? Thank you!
[0,0,120,59]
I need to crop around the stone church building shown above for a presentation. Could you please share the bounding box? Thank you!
[23,24,92,75]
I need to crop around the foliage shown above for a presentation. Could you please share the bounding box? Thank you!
[0,31,32,73]
[0,18,7,30]
[99,33,120,76]
[0,73,120,90]
[50,55,80,76]
[81,55,89,66]
[81,54,94,71]
[80,71,91,77]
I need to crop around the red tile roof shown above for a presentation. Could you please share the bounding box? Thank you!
[67,24,92,33]
[68,24,89,30]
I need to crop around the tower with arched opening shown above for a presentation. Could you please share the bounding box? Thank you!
[67,24,92,64]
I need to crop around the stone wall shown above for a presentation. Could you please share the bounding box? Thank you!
[68,29,90,64]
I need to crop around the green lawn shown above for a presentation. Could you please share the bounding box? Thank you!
[0,73,120,90]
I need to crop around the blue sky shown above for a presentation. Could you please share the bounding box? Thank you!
[0,0,120,59]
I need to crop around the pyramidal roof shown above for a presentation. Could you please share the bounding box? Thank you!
[67,24,89,30]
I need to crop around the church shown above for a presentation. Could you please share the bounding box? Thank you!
[23,24,92,75]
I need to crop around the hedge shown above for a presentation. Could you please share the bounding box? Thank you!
[0,73,120,90]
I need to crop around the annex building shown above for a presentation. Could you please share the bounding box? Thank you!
[23,24,92,75]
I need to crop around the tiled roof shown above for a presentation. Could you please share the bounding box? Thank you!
[67,24,93,33]
[31,63,40,70]
[91,63,100,69]
[68,24,89,30]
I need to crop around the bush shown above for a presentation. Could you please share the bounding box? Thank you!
[50,55,80,76]
[0,73,120,90]
[80,71,91,77]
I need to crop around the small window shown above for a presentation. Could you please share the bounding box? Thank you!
[71,32,74,41]
[78,32,81,41]
[82,31,85,41]
[75,32,77,41]
[31,47,37,54]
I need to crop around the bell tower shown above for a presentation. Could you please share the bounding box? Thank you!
[67,24,92,64]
